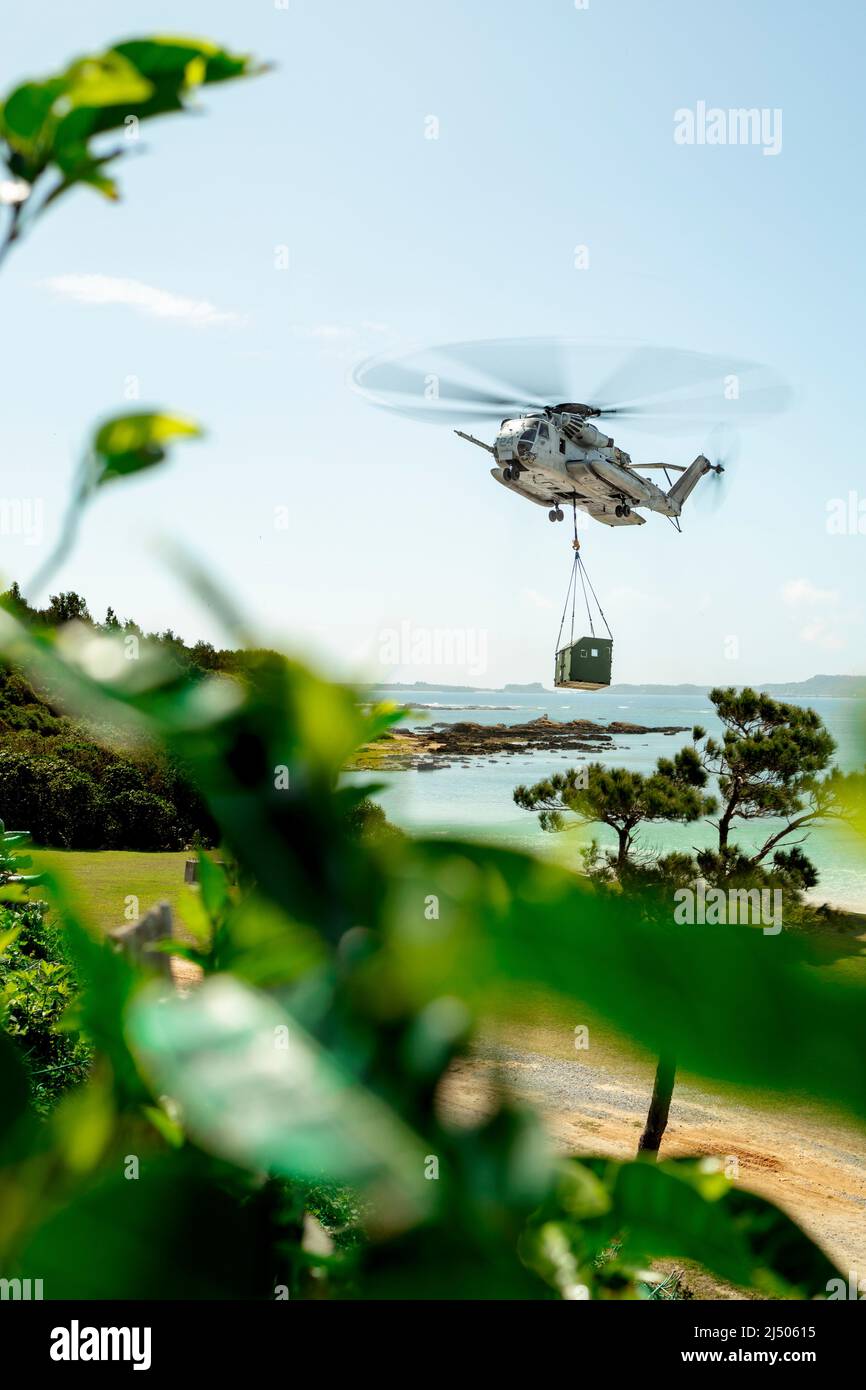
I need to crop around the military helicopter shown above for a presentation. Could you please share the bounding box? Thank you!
[352,338,790,529]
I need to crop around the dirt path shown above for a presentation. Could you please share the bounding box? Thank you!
[441,1032,866,1285]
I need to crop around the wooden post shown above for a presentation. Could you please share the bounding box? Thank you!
[184,857,231,885]
[107,902,174,977]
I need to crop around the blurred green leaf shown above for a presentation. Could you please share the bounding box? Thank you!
[379,838,866,1127]
[113,36,262,88]
[524,1156,839,1299]
[591,1157,837,1298]
[0,80,62,160]
[18,1154,278,1298]
[1,55,151,162]
[0,35,263,199]
[197,851,228,922]
[89,411,202,487]
[0,1031,31,1144]
[0,883,30,904]
[60,53,153,110]
[126,975,432,1230]
[49,898,145,1105]
[0,924,20,957]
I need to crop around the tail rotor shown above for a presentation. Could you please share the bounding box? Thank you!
[697,423,740,510]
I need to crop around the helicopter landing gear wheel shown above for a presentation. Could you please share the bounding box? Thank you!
[556,508,564,521]
[503,467,512,480]
[548,509,558,522]
[615,502,631,518]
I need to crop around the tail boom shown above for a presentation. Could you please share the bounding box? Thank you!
[665,454,720,515]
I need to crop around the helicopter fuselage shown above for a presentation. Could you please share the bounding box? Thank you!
[452,410,717,527]
[491,411,684,526]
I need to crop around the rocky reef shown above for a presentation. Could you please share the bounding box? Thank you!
[353,714,688,771]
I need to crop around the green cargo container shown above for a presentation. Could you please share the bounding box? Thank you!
[554,635,613,690]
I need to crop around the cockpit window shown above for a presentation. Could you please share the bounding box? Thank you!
[538,422,549,441]
[516,426,538,459]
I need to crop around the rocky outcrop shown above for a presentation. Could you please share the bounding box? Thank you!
[354,714,688,771]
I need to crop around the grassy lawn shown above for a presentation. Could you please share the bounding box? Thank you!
[32,849,194,935]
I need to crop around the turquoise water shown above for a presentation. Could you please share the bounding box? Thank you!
[347,690,866,912]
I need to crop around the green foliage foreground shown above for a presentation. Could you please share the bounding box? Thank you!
[0,599,864,1298]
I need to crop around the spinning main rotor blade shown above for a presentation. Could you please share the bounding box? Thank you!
[426,338,571,407]
[354,360,518,415]
[352,338,566,421]
[351,338,792,435]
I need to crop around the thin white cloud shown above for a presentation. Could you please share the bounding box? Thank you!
[799,619,846,651]
[295,321,395,341]
[521,588,556,612]
[608,584,672,614]
[42,273,245,327]
[307,324,358,340]
[781,578,855,650]
[781,577,839,606]
[289,321,398,359]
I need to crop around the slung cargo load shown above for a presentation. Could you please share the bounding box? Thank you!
[553,523,613,690]
[555,635,613,690]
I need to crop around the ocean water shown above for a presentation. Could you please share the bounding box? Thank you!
[346,689,866,912]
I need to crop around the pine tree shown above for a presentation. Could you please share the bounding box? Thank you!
[697,688,842,866]
[514,744,716,872]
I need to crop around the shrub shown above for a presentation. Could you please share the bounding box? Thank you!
[101,760,146,798]
[0,750,108,848]
[0,899,91,1112]
[107,789,180,851]
[0,740,219,850]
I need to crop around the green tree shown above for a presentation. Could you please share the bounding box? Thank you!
[1,582,35,622]
[514,744,716,872]
[190,640,219,671]
[108,788,179,851]
[516,749,716,1158]
[517,694,862,1160]
[0,750,104,847]
[345,796,399,842]
[41,591,92,626]
[697,687,841,863]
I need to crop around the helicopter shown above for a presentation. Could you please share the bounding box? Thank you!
[455,408,713,527]
[352,338,791,530]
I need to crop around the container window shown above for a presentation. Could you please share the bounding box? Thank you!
[591,648,598,657]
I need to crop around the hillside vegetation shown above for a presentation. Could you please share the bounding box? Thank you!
[0,585,274,849]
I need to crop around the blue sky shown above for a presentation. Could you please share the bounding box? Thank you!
[2,0,865,686]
